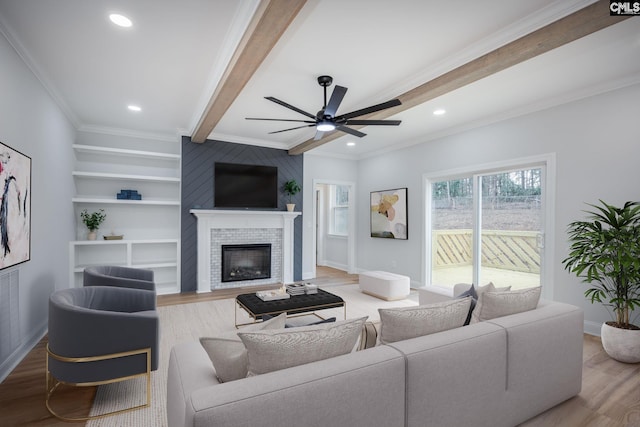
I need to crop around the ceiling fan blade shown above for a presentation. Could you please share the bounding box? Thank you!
[343,119,401,126]
[265,96,316,119]
[336,125,366,138]
[268,124,316,135]
[336,98,402,121]
[314,130,326,141]
[246,117,315,123]
[324,85,347,117]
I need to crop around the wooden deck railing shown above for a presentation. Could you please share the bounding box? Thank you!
[433,229,540,274]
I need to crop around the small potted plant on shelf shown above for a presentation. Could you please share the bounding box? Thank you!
[283,179,301,212]
[562,200,640,363]
[80,209,106,240]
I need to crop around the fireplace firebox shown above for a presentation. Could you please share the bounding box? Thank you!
[221,244,271,283]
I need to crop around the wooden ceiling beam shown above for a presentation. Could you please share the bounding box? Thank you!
[191,0,307,143]
[288,0,629,155]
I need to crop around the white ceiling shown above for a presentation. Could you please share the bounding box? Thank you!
[0,0,638,158]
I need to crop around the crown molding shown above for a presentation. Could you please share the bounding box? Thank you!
[77,124,180,143]
[379,0,597,102]
[0,13,81,129]
[358,74,640,161]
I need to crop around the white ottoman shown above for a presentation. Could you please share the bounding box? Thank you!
[359,271,410,301]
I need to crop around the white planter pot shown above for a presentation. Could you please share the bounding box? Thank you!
[601,322,640,364]
[286,204,295,212]
[87,231,97,240]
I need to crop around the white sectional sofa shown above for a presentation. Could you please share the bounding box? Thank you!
[167,299,583,427]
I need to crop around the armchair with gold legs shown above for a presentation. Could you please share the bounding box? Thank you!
[46,286,159,421]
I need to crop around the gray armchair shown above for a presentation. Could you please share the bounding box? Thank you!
[83,265,155,292]
[46,286,159,421]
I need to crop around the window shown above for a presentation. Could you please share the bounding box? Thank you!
[330,185,349,236]
[429,165,545,291]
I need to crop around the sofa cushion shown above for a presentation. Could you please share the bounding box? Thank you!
[238,316,367,376]
[470,286,541,323]
[378,298,472,344]
[199,313,286,382]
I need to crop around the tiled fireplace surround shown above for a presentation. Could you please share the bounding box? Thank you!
[191,210,301,292]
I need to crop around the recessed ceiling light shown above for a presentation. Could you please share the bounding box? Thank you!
[109,14,132,28]
[127,105,141,112]
[433,109,446,116]
[346,142,356,147]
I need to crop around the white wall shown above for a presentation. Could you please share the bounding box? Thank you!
[356,83,640,332]
[302,154,358,279]
[0,31,75,380]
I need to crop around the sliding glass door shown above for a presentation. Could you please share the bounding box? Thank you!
[478,169,542,289]
[429,166,544,291]
[431,177,474,286]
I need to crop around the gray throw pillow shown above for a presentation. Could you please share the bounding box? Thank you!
[470,286,541,323]
[456,284,477,326]
[238,316,367,376]
[378,298,472,344]
[199,313,286,382]
[457,284,478,300]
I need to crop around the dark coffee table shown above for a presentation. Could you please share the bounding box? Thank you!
[235,288,346,327]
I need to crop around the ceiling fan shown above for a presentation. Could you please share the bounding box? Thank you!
[246,75,402,140]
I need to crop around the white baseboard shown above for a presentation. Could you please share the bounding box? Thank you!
[0,322,47,383]
[324,261,348,272]
[584,320,602,337]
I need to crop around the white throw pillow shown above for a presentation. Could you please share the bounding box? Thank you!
[238,316,367,376]
[378,298,472,344]
[199,313,286,382]
[470,286,541,323]
[477,282,512,295]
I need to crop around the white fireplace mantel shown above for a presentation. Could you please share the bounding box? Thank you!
[190,209,301,293]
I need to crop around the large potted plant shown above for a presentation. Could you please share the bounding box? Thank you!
[80,209,106,240]
[283,179,301,212]
[562,200,640,363]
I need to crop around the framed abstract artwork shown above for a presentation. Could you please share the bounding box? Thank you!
[0,141,31,270]
[370,187,408,239]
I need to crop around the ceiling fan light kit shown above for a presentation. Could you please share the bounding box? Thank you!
[316,121,335,132]
[246,75,402,140]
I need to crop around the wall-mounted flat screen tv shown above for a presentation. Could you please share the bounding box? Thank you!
[214,162,278,209]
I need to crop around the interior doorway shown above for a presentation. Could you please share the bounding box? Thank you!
[311,180,356,279]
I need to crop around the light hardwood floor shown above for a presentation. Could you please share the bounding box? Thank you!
[0,267,637,426]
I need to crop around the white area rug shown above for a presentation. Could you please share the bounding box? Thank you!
[87,284,418,426]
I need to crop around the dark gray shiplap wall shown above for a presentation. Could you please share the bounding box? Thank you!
[181,136,303,292]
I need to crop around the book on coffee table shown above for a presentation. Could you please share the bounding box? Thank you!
[286,283,306,295]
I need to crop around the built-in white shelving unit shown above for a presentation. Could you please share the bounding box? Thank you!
[69,133,181,295]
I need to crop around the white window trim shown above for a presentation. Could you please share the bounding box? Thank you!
[422,153,556,301]
[329,185,349,237]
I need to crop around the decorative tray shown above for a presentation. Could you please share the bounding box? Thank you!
[256,290,291,301]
